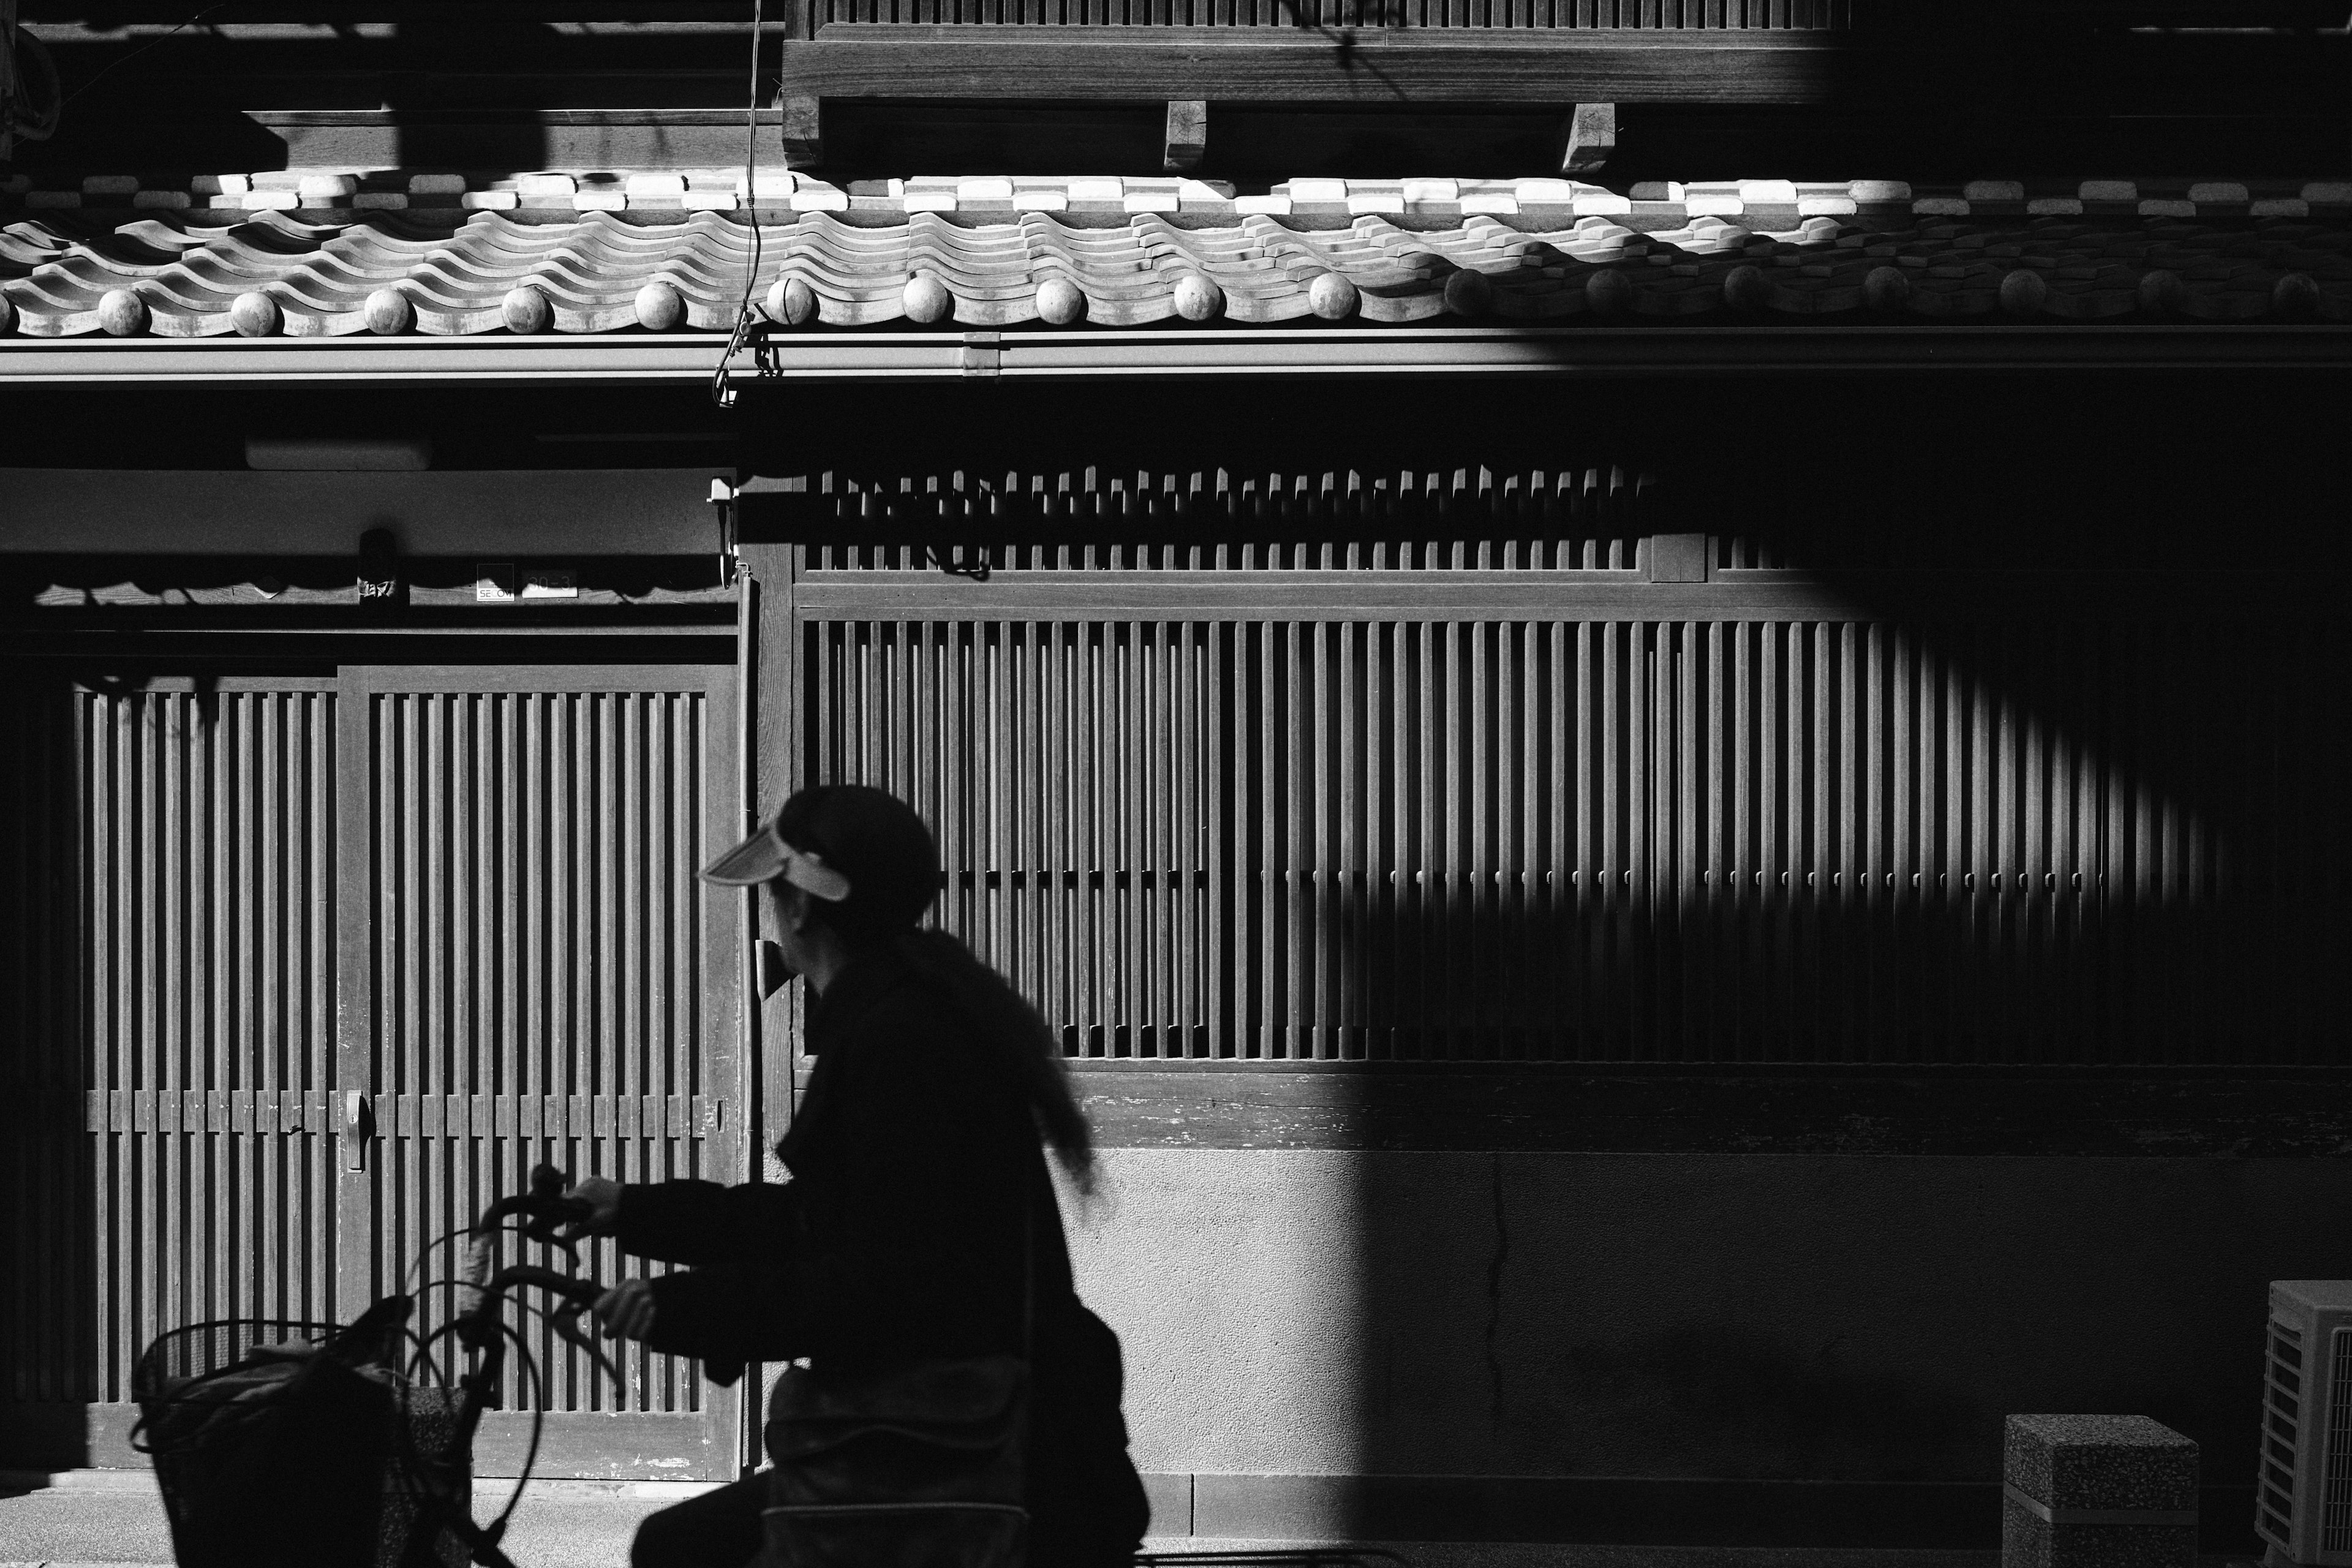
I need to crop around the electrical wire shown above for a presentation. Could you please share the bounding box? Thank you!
[712,0,769,409]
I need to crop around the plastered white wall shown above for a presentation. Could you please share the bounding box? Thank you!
[1060,1148,1371,1475]
[1058,1147,2352,1487]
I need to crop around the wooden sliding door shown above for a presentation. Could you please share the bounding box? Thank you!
[337,665,745,1479]
[1,676,341,1460]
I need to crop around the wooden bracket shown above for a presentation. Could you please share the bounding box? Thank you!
[1559,102,1615,176]
[960,331,1003,379]
[1645,532,1709,584]
[779,92,823,169]
[1164,99,1207,174]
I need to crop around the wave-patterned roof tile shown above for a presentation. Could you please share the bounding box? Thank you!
[2,197,2350,337]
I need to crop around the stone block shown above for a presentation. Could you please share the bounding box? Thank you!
[2002,1414,2196,1568]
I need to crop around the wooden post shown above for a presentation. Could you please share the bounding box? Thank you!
[779,93,823,169]
[1164,99,1207,174]
[732,477,811,1161]
[1560,102,1613,176]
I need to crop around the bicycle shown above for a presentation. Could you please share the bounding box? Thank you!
[131,1163,612,1568]
[131,1167,1414,1568]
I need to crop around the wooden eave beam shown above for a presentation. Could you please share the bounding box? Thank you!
[2,327,2351,386]
[781,27,1865,103]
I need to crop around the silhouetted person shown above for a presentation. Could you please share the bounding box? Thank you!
[568,783,1149,1568]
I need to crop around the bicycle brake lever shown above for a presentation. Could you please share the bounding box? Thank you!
[489,1264,625,1385]
[552,1312,628,1389]
[540,1278,628,1389]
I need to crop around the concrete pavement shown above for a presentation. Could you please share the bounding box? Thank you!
[0,1471,694,1568]
[0,1471,2087,1568]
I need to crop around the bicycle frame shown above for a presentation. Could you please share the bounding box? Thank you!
[403,1166,611,1568]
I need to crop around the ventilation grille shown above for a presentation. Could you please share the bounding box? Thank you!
[820,0,1851,29]
[799,467,1651,572]
[2263,1319,2305,1548]
[2327,1327,2352,1552]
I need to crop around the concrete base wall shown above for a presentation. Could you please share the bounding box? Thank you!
[1066,1149,2352,1517]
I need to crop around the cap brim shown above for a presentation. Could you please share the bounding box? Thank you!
[700,828,788,886]
[699,826,855,902]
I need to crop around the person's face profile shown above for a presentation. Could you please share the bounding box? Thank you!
[767,876,823,983]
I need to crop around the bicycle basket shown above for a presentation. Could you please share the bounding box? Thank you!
[132,1315,470,1568]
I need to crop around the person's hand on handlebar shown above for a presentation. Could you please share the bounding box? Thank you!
[593,1278,657,1342]
[562,1175,623,1240]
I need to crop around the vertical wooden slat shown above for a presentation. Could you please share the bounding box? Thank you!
[1178,624,1200,1055]
[1285,619,1306,1058]
[1365,620,1391,1059]
[1014,624,1037,1047]
[1078,622,1101,1051]
[1545,622,1569,1058]
[1207,622,1227,1055]
[1701,620,1725,1059]
[1730,621,1755,1061]
[150,693,179,1348]
[1114,622,1136,1054]
[1416,620,1438,1059]
[252,696,278,1324]
[1306,621,1329,1058]
[1466,619,1489,1058]
[1152,623,1174,1055]
[1043,622,1069,1048]
[1630,619,1655,1056]
[1763,622,1790,1054]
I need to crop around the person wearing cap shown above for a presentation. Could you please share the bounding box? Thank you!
[564,783,1149,1568]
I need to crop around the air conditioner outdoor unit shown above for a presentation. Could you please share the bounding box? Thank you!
[2258,1281,2352,1568]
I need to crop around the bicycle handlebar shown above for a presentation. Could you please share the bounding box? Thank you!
[486,1264,603,1314]
[475,1163,592,1253]
[455,1166,600,1357]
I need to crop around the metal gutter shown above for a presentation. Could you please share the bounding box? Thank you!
[2,326,2351,385]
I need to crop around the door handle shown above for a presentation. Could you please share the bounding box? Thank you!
[341,1090,372,1171]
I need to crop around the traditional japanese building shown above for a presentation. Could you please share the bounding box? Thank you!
[2,2,2348,1556]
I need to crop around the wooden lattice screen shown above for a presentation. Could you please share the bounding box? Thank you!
[0,668,745,1476]
[816,0,1853,31]
[775,466,2351,1067]
[2,680,338,1411]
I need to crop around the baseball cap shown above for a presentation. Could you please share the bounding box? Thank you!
[698,815,853,901]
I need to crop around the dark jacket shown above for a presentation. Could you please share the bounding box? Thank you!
[611,946,1148,1568]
